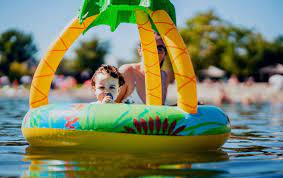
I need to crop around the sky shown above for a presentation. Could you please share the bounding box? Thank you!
[1,0,283,64]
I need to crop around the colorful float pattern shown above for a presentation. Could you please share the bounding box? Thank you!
[23,104,230,136]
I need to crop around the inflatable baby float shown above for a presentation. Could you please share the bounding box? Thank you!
[22,0,230,152]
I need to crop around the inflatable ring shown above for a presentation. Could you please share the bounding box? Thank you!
[22,104,230,152]
[22,0,231,152]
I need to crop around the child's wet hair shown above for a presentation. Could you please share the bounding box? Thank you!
[91,64,125,87]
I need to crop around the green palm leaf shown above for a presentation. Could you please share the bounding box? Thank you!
[78,0,176,32]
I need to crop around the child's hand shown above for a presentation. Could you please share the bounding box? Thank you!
[102,96,113,103]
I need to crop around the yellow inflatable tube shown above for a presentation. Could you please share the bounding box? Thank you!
[23,128,229,152]
[30,15,97,108]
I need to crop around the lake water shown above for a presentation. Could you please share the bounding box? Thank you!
[0,97,282,177]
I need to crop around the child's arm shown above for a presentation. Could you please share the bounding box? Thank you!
[116,64,135,103]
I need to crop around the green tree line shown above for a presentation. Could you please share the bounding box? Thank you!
[0,29,37,81]
[180,10,283,80]
[0,29,108,83]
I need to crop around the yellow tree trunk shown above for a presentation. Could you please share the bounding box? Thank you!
[30,15,98,108]
[136,10,162,106]
[149,10,198,113]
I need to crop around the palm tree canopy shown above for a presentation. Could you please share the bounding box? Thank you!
[78,0,176,32]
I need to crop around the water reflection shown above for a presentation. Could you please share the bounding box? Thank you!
[23,147,229,177]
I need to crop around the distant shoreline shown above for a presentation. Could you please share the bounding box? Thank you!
[170,83,283,105]
[1,83,282,105]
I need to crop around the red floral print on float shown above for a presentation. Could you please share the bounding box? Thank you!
[124,116,186,135]
[65,117,79,129]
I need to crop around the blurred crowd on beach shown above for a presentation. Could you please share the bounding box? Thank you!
[197,74,283,106]
[166,74,283,106]
[1,72,282,106]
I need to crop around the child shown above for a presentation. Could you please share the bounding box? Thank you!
[91,64,125,104]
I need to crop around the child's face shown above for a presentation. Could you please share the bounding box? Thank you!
[93,73,120,102]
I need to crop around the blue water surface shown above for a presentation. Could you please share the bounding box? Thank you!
[0,96,282,177]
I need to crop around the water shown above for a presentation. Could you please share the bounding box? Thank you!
[0,97,283,177]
